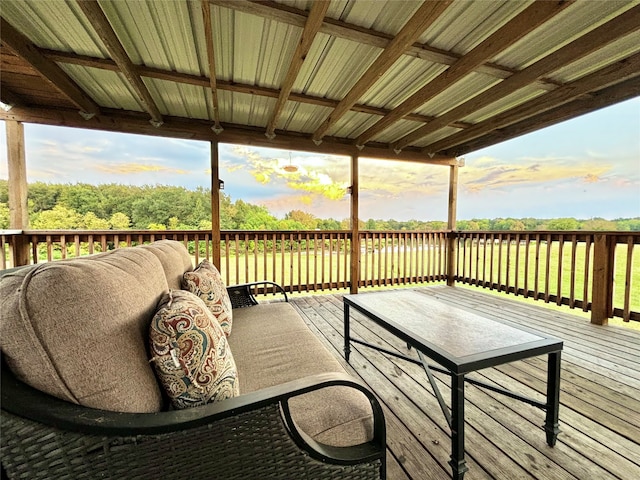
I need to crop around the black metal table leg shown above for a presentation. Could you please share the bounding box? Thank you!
[545,351,561,446]
[343,303,351,363]
[449,373,469,480]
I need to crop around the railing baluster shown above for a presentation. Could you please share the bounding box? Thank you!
[623,236,634,322]
[556,234,564,306]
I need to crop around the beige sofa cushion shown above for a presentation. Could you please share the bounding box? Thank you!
[0,247,168,413]
[139,239,193,290]
[228,303,374,447]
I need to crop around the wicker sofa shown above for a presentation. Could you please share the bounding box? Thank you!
[0,240,385,479]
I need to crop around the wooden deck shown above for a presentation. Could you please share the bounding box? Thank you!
[288,285,640,480]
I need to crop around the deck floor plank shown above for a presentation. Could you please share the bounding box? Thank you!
[289,285,640,480]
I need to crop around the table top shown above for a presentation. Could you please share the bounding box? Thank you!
[344,290,563,373]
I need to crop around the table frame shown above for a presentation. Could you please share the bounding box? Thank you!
[343,292,562,480]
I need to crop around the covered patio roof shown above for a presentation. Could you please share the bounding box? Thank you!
[1,0,639,162]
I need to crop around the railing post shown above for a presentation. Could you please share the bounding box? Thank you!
[446,163,459,286]
[591,233,614,325]
[350,153,360,294]
[210,141,221,270]
[6,120,30,266]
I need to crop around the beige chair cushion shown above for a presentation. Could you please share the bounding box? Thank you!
[0,247,167,413]
[228,303,374,447]
[139,239,193,290]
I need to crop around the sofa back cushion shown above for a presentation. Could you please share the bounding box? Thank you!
[0,247,168,413]
[139,240,193,290]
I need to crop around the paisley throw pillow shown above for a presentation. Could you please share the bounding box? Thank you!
[182,259,233,336]
[149,289,239,409]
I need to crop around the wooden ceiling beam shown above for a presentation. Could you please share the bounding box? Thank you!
[265,0,329,139]
[41,48,472,129]
[446,77,640,156]
[0,104,456,165]
[354,0,573,147]
[209,0,563,92]
[0,87,24,109]
[201,0,222,132]
[311,0,452,143]
[0,17,100,117]
[394,4,640,151]
[425,52,640,155]
[76,0,164,126]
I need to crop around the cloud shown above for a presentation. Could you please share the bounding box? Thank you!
[94,163,190,175]
[461,155,612,193]
[229,146,350,201]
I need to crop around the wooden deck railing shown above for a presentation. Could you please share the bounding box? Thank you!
[1,229,637,323]
[453,231,639,322]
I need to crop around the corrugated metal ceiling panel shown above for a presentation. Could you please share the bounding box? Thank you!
[359,58,447,109]
[144,78,211,120]
[416,72,501,117]
[334,0,422,34]
[296,35,380,99]
[550,32,640,83]
[418,0,532,54]
[373,119,426,145]
[59,64,143,112]
[462,86,547,124]
[1,0,105,56]
[99,0,204,75]
[413,126,462,149]
[279,101,331,134]
[492,0,637,69]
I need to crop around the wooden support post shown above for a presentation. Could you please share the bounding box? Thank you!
[350,153,360,294]
[210,141,222,270]
[591,233,614,325]
[446,163,459,286]
[6,120,30,266]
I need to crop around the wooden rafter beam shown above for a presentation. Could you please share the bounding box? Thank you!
[0,104,457,165]
[209,0,563,92]
[42,48,472,130]
[201,0,221,132]
[265,0,329,139]
[393,3,640,151]
[0,86,24,109]
[425,52,640,155]
[76,0,164,126]
[447,76,640,156]
[0,17,100,117]
[311,0,452,143]
[354,0,574,147]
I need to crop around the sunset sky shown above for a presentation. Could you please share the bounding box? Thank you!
[1,97,639,222]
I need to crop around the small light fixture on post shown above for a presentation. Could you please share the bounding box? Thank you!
[218,179,225,190]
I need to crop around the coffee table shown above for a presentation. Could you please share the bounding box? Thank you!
[343,290,563,480]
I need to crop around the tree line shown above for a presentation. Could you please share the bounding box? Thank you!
[0,180,638,231]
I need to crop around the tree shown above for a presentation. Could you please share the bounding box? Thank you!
[109,212,131,230]
[0,202,9,229]
[81,212,110,230]
[284,210,318,229]
[546,217,580,230]
[58,183,104,216]
[582,218,617,231]
[31,205,82,229]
